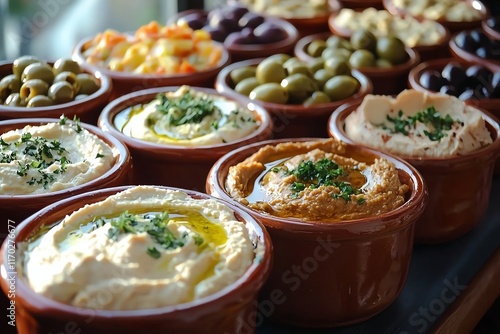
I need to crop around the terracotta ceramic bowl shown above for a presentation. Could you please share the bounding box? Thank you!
[169,9,299,62]
[294,31,420,95]
[482,16,500,40]
[98,86,273,192]
[338,0,384,9]
[329,101,500,243]
[0,60,112,125]
[328,8,451,61]
[0,118,132,237]
[449,31,500,71]
[72,37,230,100]
[383,0,489,33]
[0,185,272,334]
[206,138,427,327]
[215,58,372,138]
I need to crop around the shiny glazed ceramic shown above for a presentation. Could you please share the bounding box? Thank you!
[0,186,273,334]
[329,102,500,243]
[206,138,427,327]
[0,61,112,125]
[482,17,500,41]
[215,58,372,138]
[72,37,230,100]
[294,31,420,95]
[0,118,132,237]
[98,86,273,191]
[169,10,300,62]
[449,31,500,72]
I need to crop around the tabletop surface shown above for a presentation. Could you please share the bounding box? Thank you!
[258,175,500,334]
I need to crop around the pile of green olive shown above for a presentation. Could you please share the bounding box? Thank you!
[0,55,101,107]
[306,30,409,69]
[230,54,360,105]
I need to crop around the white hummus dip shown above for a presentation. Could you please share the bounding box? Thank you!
[20,186,257,310]
[118,86,259,146]
[0,120,115,195]
[344,90,493,158]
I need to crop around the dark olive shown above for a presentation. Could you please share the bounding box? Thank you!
[52,58,82,76]
[76,73,100,95]
[5,93,27,107]
[21,62,55,84]
[48,81,75,104]
[54,71,81,93]
[27,95,54,107]
[20,79,49,101]
[12,55,41,79]
[420,70,445,92]
[442,63,467,91]
[0,75,21,101]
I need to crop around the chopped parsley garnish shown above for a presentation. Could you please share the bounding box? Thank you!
[383,106,456,141]
[59,114,83,133]
[147,246,161,259]
[95,153,105,158]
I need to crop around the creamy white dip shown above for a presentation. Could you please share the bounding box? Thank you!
[20,186,257,310]
[0,121,115,195]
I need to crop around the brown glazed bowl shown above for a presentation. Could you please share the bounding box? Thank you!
[329,101,500,243]
[482,16,500,40]
[383,0,489,33]
[0,118,132,238]
[206,138,427,327]
[98,86,273,192]
[170,9,299,62]
[328,8,450,62]
[0,185,273,334]
[338,0,384,9]
[449,31,500,72]
[72,37,230,100]
[0,61,112,125]
[215,58,372,138]
[294,31,420,95]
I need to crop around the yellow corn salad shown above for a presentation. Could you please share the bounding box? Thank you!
[82,21,223,75]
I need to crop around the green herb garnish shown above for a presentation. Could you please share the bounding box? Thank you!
[59,114,83,133]
[147,247,161,259]
[96,153,105,158]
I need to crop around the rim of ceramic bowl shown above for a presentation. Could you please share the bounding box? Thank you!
[98,86,273,160]
[328,100,500,166]
[214,57,373,118]
[0,118,130,201]
[482,17,500,41]
[207,137,427,237]
[72,36,230,81]
[294,31,420,76]
[0,185,273,319]
[0,61,112,114]
[449,31,500,71]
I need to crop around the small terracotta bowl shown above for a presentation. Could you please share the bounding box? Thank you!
[329,101,500,243]
[206,138,427,327]
[0,185,273,334]
[170,9,299,62]
[0,61,112,125]
[294,31,420,95]
[482,16,500,41]
[98,86,273,192]
[215,58,372,138]
[72,37,230,100]
[383,0,489,33]
[328,9,450,62]
[449,31,500,72]
[338,0,384,9]
[0,118,132,238]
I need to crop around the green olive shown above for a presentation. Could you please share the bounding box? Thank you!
[321,47,352,62]
[249,83,288,104]
[264,53,291,65]
[76,73,100,95]
[326,35,346,49]
[349,49,376,68]
[48,81,75,104]
[255,58,287,84]
[285,63,313,77]
[5,93,27,107]
[54,71,81,93]
[20,79,49,101]
[376,36,408,65]
[12,55,41,79]
[313,68,335,89]
[307,40,327,58]
[235,77,260,96]
[0,75,21,101]
[52,58,82,76]
[350,29,377,52]
[21,62,54,84]
[303,91,331,106]
[376,59,393,68]
[27,95,54,107]
[281,73,317,104]
[307,58,325,73]
[230,66,256,85]
[323,75,359,101]
[324,58,350,76]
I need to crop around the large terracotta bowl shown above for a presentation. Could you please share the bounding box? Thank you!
[329,101,500,243]
[72,37,230,100]
[206,138,427,327]
[0,118,132,237]
[294,31,420,95]
[215,58,372,138]
[0,61,112,125]
[0,185,273,334]
[98,86,273,192]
